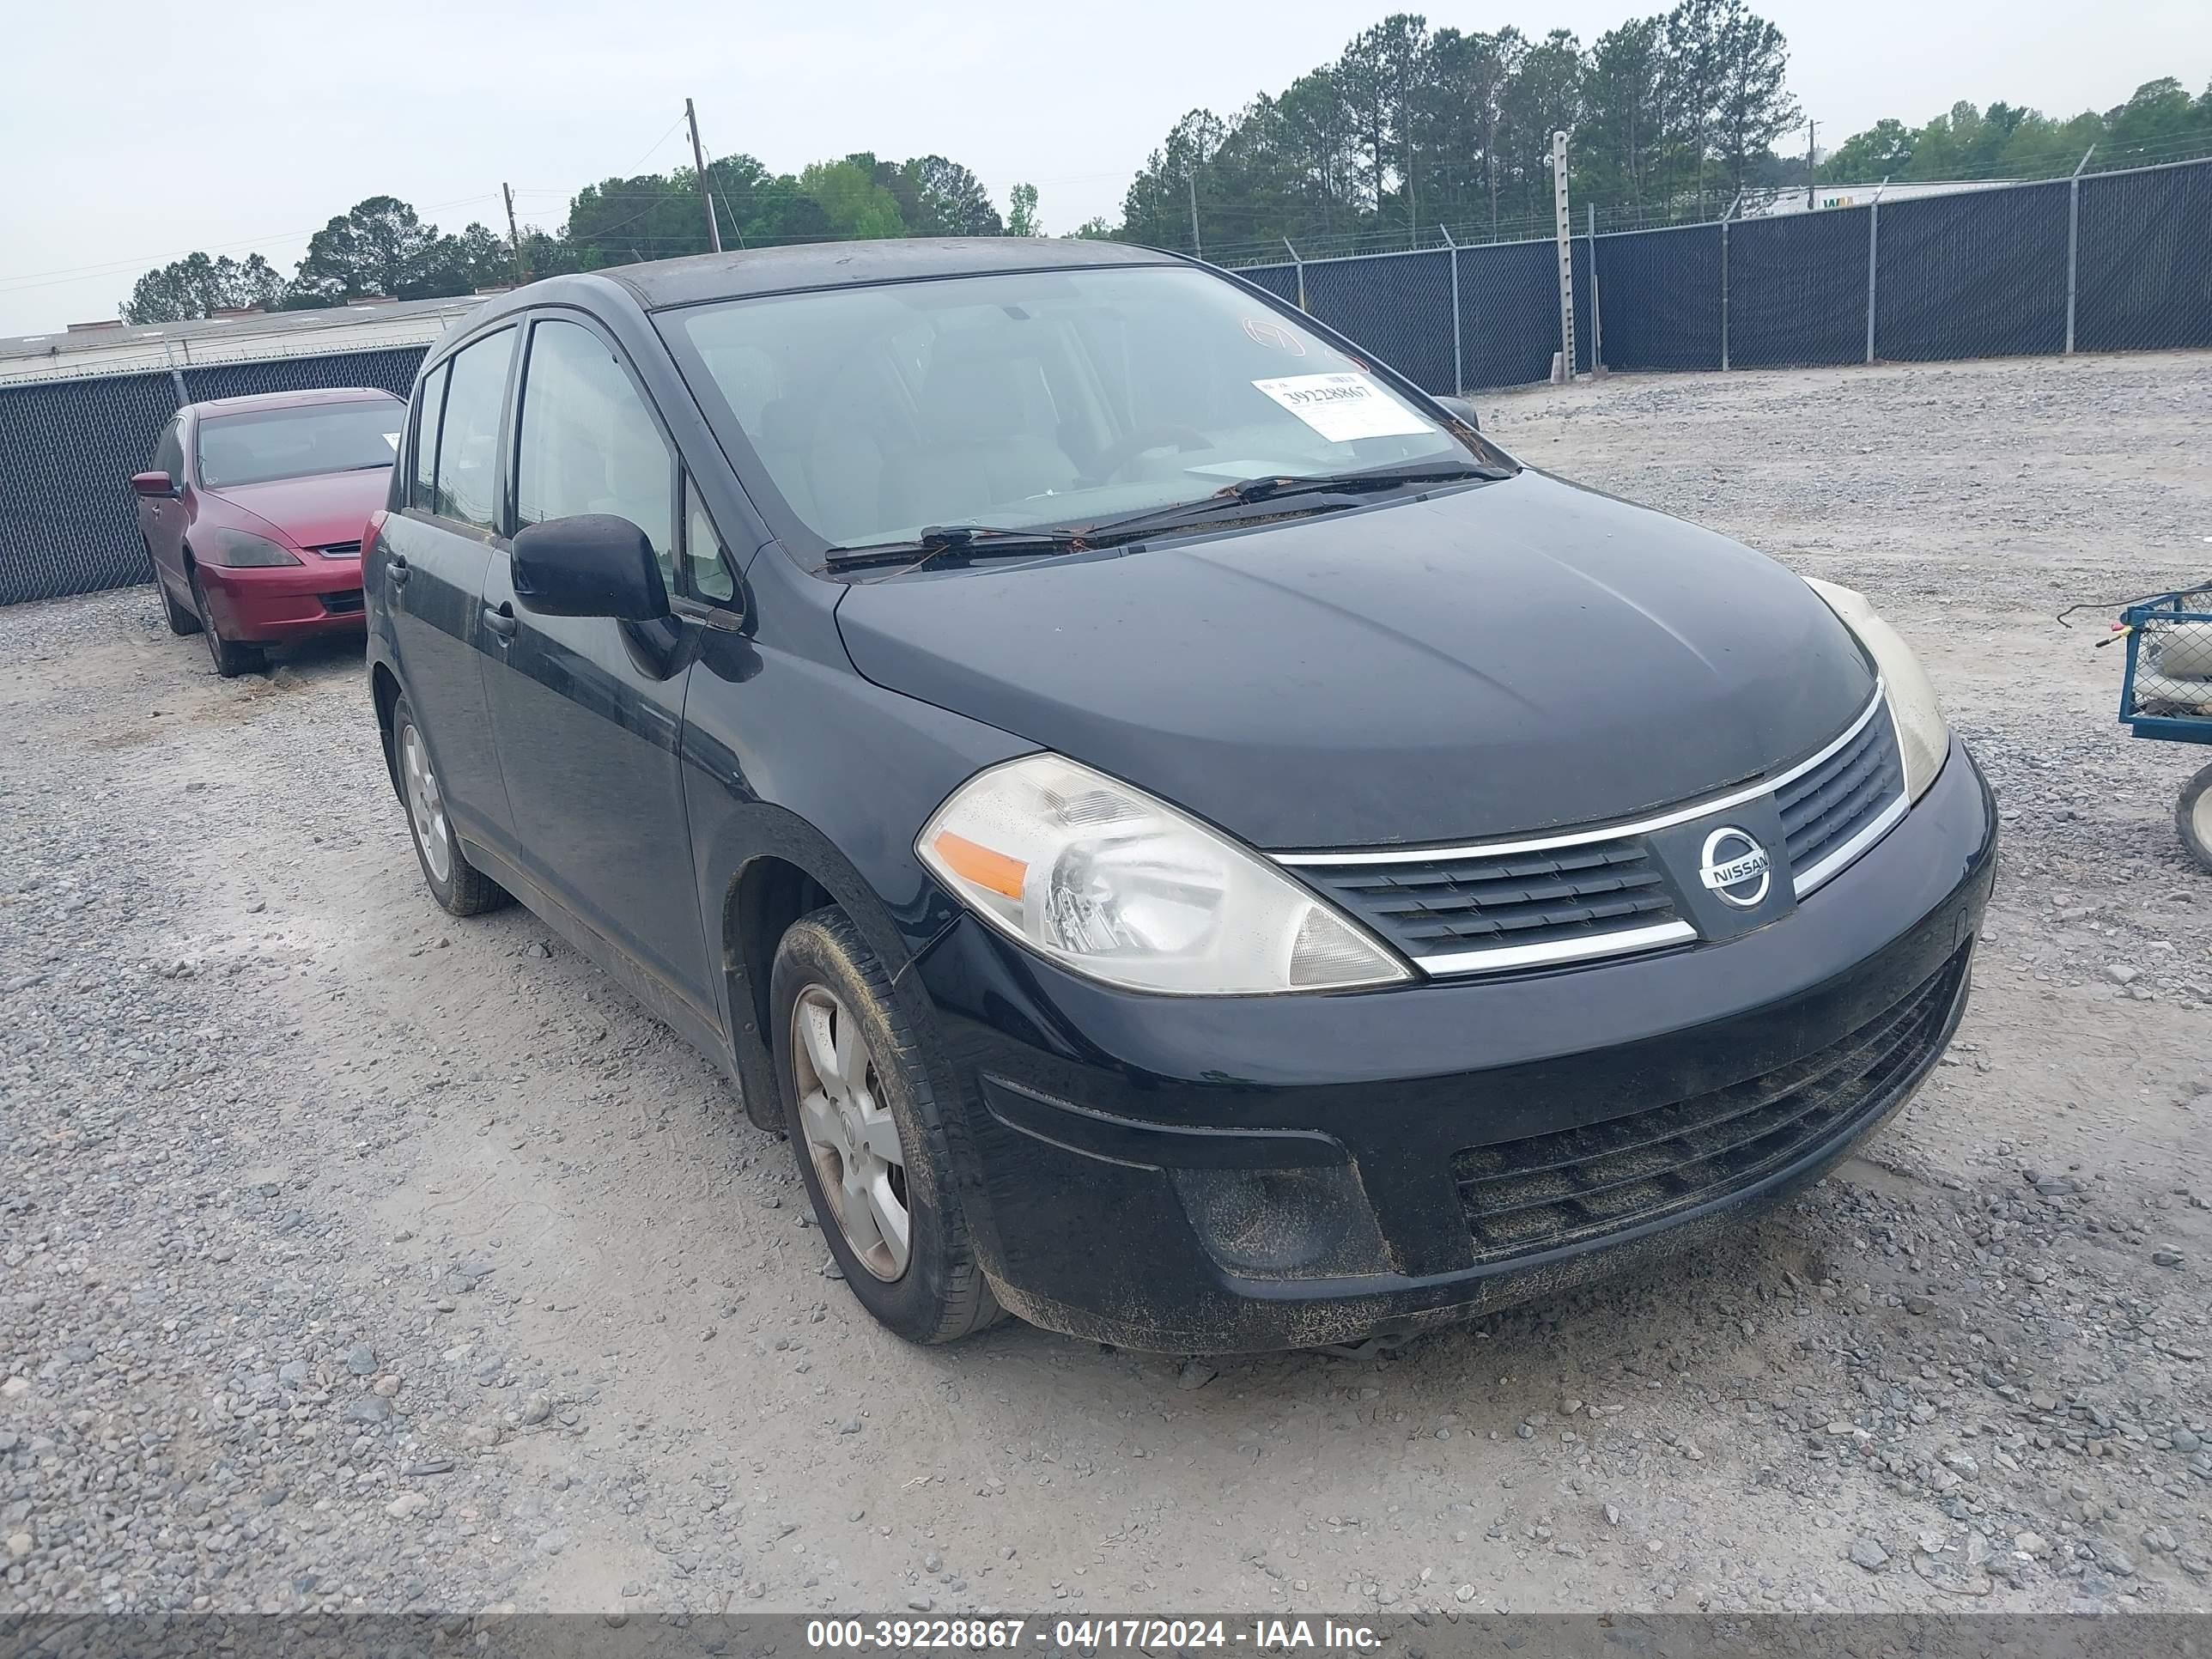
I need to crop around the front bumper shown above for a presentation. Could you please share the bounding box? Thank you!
[913,740,1997,1352]
[198,557,367,641]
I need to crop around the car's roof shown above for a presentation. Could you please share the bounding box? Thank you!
[588,237,1179,311]
[187,386,403,417]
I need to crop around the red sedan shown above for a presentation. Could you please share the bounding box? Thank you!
[133,387,404,676]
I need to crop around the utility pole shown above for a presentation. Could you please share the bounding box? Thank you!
[686,98,723,254]
[1552,131,1575,382]
[1188,170,1202,258]
[1805,120,1817,210]
[502,183,527,283]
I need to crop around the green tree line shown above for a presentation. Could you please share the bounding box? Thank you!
[1116,9,2212,261]
[1818,76,2212,185]
[121,41,2212,323]
[122,153,1039,324]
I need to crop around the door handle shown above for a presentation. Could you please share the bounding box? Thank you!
[386,554,410,586]
[483,600,518,640]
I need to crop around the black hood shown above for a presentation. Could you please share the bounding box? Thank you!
[834,471,1875,851]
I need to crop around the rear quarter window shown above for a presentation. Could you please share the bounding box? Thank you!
[429,328,516,532]
[410,363,449,511]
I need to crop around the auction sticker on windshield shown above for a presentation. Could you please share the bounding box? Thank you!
[1251,373,1431,443]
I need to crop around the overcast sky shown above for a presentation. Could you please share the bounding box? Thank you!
[3,0,2205,337]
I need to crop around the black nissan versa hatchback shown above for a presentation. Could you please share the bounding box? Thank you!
[363,238,1995,1352]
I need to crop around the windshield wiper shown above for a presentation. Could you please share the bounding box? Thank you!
[823,523,1092,572]
[1080,461,1510,542]
[1227,462,1512,501]
[823,462,1513,574]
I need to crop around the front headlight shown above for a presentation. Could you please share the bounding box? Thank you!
[1804,577,1948,802]
[195,528,302,568]
[918,755,1409,994]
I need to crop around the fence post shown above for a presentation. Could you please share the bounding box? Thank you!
[2065,145,2095,355]
[160,340,187,409]
[1551,131,1575,381]
[1283,237,1306,313]
[1439,226,1464,393]
[1586,204,1601,373]
[1720,191,1741,372]
[1865,177,1888,365]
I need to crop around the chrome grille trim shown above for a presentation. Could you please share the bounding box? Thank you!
[1791,787,1908,897]
[1413,919,1698,976]
[1275,681,1887,869]
[1279,683,1905,978]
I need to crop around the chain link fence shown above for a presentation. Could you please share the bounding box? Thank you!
[1,346,428,606]
[1234,154,2212,395]
[2076,161,2212,354]
[4,154,2209,608]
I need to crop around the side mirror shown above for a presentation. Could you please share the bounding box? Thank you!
[510,514,669,622]
[1433,395,1481,432]
[131,471,179,499]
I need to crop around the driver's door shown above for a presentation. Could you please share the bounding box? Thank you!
[479,312,713,1013]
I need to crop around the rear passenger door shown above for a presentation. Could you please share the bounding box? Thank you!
[377,326,518,850]
[477,312,714,1012]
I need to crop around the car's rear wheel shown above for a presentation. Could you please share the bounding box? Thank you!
[770,908,1002,1344]
[2179,762,2212,874]
[152,551,200,635]
[190,568,264,678]
[392,694,507,916]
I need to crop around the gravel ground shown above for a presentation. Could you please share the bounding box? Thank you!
[3,349,2210,1621]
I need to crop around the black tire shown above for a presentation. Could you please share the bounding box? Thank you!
[2180,762,2212,875]
[190,568,264,678]
[391,693,508,917]
[155,557,201,635]
[771,908,1003,1345]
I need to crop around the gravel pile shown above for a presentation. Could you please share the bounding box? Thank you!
[3,349,2209,1618]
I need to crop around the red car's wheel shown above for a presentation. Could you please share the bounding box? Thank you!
[150,545,200,636]
[190,568,265,678]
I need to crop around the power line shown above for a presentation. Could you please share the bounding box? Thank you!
[0,194,506,295]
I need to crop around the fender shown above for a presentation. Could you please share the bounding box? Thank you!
[694,798,967,1135]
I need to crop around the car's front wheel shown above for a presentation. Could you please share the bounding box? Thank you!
[190,568,264,678]
[153,553,200,636]
[770,908,1002,1345]
[392,694,507,916]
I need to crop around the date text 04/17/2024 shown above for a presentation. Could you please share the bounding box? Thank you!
[803,1619,1383,1650]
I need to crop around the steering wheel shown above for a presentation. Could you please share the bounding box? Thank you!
[1081,425,1212,486]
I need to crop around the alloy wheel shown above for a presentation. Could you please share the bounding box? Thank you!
[789,984,911,1281]
[399,724,454,884]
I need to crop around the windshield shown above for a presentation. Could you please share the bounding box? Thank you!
[668,264,1498,556]
[196,400,404,489]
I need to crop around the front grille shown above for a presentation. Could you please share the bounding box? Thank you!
[311,541,362,559]
[1449,947,1966,1264]
[320,589,364,616]
[1777,704,1903,885]
[1279,685,1898,976]
[1299,840,1679,964]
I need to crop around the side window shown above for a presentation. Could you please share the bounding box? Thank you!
[153,419,184,479]
[432,329,515,532]
[684,477,737,604]
[409,362,449,511]
[514,318,677,592]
